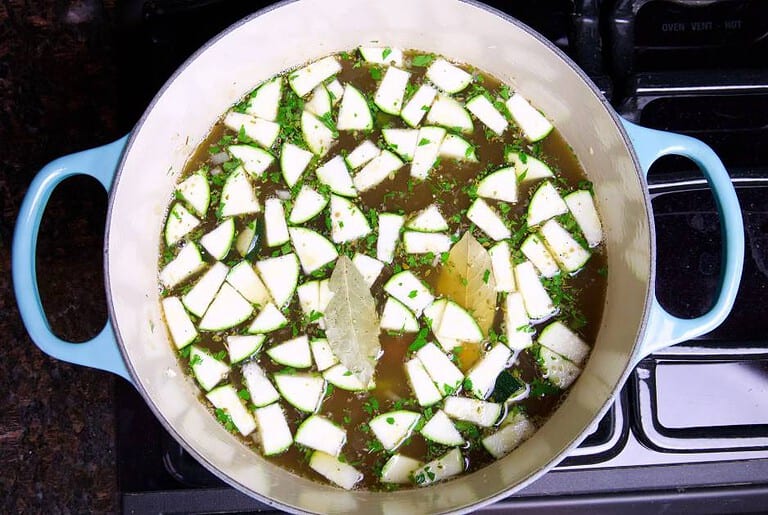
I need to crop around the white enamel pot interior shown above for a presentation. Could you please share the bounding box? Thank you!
[106,0,652,512]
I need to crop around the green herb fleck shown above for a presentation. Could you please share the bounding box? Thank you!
[411,54,435,67]
[408,327,429,352]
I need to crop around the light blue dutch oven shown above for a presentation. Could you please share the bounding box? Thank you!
[12,0,744,513]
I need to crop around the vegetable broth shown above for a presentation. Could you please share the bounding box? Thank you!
[159,49,607,490]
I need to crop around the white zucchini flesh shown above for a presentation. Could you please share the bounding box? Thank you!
[316,155,356,197]
[337,84,373,131]
[309,451,363,490]
[199,218,235,260]
[226,334,264,364]
[325,78,344,105]
[289,227,338,275]
[297,280,321,320]
[305,84,332,117]
[443,397,502,428]
[403,231,451,254]
[329,195,371,243]
[506,93,553,142]
[220,166,261,217]
[426,58,472,93]
[401,84,437,128]
[359,46,404,66]
[466,95,508,135]
[295,279,316,309]
[407,204,448,232]
[280,142,314,188]
[198,282,254,331]
[423,298,447,329]
[255,253,299,308]
[426,95,473,134]
[416,342,464,397]
[476,167,518,203]
[182,262,229,317]
[505,151,553,182]
[380,297,419,333]
[254,402,294,456]
[310,338,338,371]
[245,77,282,121]
[206,385,257,436]
[295,415,347,457]
[159,243,204,289]
[162,297,197,349]
[539,345,581,389]
[383,271,435,316]
[267,335,312,368]
[514,261,557,320]
[412,447,464,486]
[176,172,210,218]
[223,112,280,149]
[273,372,326,413]
[345,140,380,169]
[235,219,257,258]
[466,198,511,241]
[323,363,376,391]
[482,412,536,459]
[225,261,272,307]
[411,126,446,180]
[489,241,515,293]
[374,66,411,115]
[527,181,568,227]
[318,279,333,314]
[405,358,443,407]
[435,301,483,344]
[288,186,328,224]
[352,253,384,288]
[382,128,418,161]
[521,234,560,278]
[301,110,336,156]
[289,56,342,97]
[190,264,237,314]
[422,299,460,353]
[352,149,404,192]
[370,411,421,451]
[241,361,281,407]
[420,409,465,446]
[439,133,478,162]
[504,292,533,350]
[165,202,200,246]
[538,320,590,366]
[540,219,591,272]
[376,213,404,263]
[247,302,288,334]
[465,343,512,399]
[228,144,274,178]
[564,190,603,247]
[189,346,229,391]
[380,454,423,484]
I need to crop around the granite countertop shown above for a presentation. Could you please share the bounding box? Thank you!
[1,0,126,512]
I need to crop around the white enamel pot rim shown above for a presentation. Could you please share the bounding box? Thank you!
[11,0,743,513]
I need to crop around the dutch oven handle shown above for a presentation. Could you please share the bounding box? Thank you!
[622,120,745,363]
[12,136,134,383]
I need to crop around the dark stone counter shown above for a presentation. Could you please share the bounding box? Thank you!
[0,1,126,512]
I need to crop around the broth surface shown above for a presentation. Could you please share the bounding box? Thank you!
[158,49,607,490]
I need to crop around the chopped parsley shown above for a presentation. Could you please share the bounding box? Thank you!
[411,54,435,67]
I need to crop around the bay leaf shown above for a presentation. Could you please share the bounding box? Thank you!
[324,255,381,386]
[436,232,497,335]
